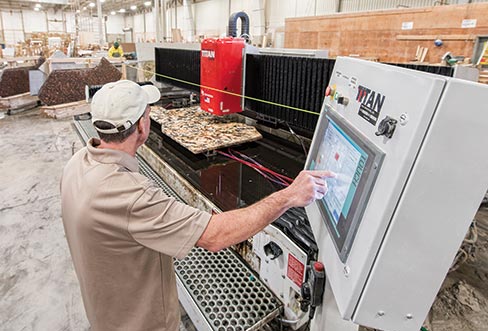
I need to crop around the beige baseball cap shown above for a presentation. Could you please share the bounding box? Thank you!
[91,80,160,134]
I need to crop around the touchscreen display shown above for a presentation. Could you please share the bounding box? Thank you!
[306,109,383,262]
[310,119,368,238]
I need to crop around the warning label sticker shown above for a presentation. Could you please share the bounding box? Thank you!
[287,253,305,287]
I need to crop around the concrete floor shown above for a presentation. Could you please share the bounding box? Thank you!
[0,110,89,330]
[2,108,487,331]
[0,109,196,331]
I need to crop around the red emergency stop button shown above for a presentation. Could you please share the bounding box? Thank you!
[314,261,324,272]
[325,86,331,97]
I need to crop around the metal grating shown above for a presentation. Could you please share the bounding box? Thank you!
[73,117,283,331]
[155,48,201,92]
[387,62,454,77]
[244,54,334,135]
[175,247,281,331]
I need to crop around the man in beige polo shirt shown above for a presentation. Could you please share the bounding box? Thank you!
[61,80,333,331]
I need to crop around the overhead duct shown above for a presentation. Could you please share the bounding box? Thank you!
[228,11,250,38]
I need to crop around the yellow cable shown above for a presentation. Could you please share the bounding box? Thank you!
[127,64,320,116]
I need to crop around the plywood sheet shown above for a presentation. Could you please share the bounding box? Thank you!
[150,106,262,154]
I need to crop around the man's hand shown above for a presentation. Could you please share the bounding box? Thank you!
[197,169,335,252]
[282,170,336,208]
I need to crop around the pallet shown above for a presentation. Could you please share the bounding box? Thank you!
[40,100,90,119]
[0,56,41,68]
[0,92,39,114]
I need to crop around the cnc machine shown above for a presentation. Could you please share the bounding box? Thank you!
[74,32,488,331]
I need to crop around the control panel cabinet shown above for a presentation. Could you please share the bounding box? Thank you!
[306,57,488,331]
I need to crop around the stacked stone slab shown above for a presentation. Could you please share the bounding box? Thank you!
[0,58,45,98]
[39,57,121,106]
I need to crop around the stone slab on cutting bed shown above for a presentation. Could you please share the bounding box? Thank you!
[150,106,262,154]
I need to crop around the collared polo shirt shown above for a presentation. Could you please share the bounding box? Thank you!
[61,138,211,331]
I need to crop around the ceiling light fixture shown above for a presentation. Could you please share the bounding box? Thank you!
[130,5,137,10]
[88,2,95,8]
[34,7,40,11]
[110,11,116,15]
[119,8,126,13]
[144,1,152,7]
[35,3,42,8]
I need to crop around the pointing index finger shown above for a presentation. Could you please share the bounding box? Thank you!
[309,170,337,179]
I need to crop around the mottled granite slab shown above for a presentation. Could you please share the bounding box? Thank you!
[150,106,262,154]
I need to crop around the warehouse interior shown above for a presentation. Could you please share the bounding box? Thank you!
[1,1,488,331]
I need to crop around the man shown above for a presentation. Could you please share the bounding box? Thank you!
[61,80,333,331]
[108,41,124,58]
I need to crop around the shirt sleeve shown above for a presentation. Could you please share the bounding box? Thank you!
[127,183,211,259]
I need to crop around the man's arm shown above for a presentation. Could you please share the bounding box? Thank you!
[197,170,334,252]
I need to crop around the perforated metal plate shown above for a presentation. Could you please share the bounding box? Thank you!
[175,248,281,331]
[74,117,283,330]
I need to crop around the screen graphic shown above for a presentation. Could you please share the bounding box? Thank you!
[310,118,368,237]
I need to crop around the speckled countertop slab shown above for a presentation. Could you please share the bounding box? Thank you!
[150,106,262,154]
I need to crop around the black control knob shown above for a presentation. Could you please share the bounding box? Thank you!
[300,283,311,312]
[375,116,398,139]
[263,241,283,260]
[337,96,349,106]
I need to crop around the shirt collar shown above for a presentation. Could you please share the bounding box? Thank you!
[86,138,139,172]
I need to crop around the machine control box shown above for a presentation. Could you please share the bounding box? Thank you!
[200,37,245,115]
[305,57,488,331]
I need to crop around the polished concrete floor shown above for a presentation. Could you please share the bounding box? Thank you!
[0,109,195,331]
[2,108,487,331]
[0,110,89,330]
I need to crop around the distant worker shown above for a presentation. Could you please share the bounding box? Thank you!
[108,41,123,58]
[61,80,334,330]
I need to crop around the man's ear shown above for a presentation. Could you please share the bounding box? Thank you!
[137,117,145,133]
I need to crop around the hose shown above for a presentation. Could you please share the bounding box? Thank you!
[228,11,250,38]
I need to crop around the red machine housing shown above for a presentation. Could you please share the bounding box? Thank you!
[200,37,245,115]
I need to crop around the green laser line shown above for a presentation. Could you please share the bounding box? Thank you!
[128,65,320,116]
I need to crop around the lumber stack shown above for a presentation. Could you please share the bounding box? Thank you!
[150,106,262,154]
[38,57,121,106]
[0,92,39,114]
[479,68,488,84]
[40,100,91,119]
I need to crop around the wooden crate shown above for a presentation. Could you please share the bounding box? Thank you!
[40,100,90,119]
